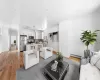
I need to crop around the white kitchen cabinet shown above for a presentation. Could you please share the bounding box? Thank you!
[36,30,42,39]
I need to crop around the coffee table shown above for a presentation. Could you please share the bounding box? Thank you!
[43,60,69,80]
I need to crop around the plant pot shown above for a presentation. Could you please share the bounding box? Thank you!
[58,61,63,68]
[56,57,63,62]
[84,50,90,58]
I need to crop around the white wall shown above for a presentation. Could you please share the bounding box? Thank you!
[1,26,10,52]
[92,8,100,51]
[0,26,9,53]
[44,25,59,51]
[43,25,59,36]
[20,28,43,39]
[59,13,100,57]
[20,28,35,36]
[0,0,20,53]
[11,36,17,44]
[0,24,19,53]
[0,37,2,53]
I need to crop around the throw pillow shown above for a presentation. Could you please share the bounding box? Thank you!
[90,54,100,65]
[95,58,100,70]
[92,50,100,55]
[94,52,100,55]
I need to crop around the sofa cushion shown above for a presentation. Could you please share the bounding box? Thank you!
[28,53,37,59]
[80,63,100,80]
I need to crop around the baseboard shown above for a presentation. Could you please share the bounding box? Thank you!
[70,54,81,59]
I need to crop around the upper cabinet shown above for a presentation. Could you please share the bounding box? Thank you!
[36,30,43,39]
[20,29,35,37]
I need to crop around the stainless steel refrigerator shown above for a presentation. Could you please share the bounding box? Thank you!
[20,35,27,52]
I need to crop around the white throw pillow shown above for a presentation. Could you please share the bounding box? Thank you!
[80,63,100,80]
[95,59,100,70]
[91,54,100,65]
[93,50,100,55]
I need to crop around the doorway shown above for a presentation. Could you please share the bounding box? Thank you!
[9,29,18,51]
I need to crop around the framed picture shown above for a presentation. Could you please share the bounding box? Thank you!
[49,32,59,42]
[49,33,53,41]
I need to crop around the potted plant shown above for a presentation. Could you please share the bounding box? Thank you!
[80,30,100,58]
[14,40,16,45]
[56,52,63,62]
[55,52,63,68]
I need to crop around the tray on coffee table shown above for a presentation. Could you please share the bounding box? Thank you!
[43,60,69,80]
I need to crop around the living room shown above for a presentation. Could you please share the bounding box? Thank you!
[0,0,100,80]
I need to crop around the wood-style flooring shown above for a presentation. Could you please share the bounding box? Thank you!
[53,51,80,62]
[0,51,80,80]
[0,51,24,80]
[69,56,80,62]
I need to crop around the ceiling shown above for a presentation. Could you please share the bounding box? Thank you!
[0,0,100,29]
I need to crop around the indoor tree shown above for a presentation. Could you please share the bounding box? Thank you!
[80,30,100,50]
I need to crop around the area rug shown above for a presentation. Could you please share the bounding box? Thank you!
[17,55,80,80]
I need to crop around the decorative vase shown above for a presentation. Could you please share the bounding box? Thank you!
[51,60,58,72]
[84,50,90,58]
